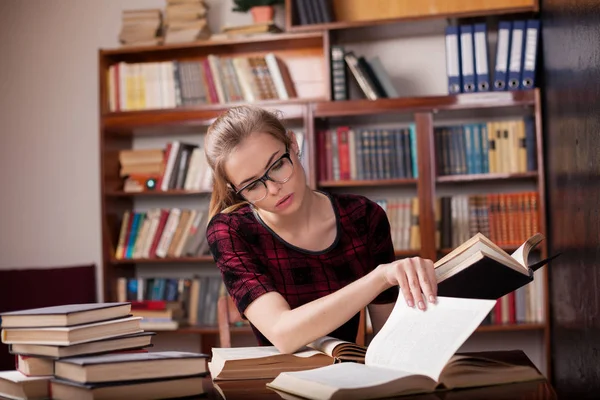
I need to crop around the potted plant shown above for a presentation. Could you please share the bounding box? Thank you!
[232,0,285,23]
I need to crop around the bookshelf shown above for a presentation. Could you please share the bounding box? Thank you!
[98,0,549,373]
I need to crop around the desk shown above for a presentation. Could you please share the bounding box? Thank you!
[202,350,558,400]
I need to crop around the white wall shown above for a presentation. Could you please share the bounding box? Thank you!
[0,0,546,374]
[0,0,259,276]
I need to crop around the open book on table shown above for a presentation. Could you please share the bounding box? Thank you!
[209,337,366,380]
[267,295,544,400]
[435,232,559,300]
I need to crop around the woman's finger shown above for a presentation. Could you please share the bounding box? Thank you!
[405,258,426,310]
[415,258,436,304]
[394,260,413,308]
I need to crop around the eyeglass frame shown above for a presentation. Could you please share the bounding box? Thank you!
[233,148,294,202]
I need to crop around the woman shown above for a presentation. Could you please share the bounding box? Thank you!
[205,106,437,354]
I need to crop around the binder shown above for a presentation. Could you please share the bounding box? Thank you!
[444,25,462,94]
[522,19,540,89]
[474,23,490,92]
[507,21,526,90]
[460,25,476,93]
[493,21,512,91]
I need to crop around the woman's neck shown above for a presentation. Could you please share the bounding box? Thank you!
[256,187,322,233]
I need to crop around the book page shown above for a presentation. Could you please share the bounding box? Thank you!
[269,362,415,390]
[307,336,353,357]
[365,296,495,382]
[212,346,321,361]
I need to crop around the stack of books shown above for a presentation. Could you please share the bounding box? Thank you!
[0,302,208,399]
[118,9,163,47]
[118,148,165,193]
[163,0,211,44]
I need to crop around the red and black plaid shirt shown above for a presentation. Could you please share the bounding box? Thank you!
[206,192,399,346]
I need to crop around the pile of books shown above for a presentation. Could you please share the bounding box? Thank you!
[118,148,165,193]
[0,302,208,399]
[164,0,211,44]
[118,9,163,47]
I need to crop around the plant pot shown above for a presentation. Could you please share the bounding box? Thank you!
[251,6,274,23]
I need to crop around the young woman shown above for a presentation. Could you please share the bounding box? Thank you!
[205,106,437,354]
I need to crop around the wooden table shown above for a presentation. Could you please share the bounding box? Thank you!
[202,350,558,400]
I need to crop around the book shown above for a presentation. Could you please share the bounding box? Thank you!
[8,332,155,359]
[54,351,208,384]
[0,302,131,328]
[209,338,367,381]
[267,296,544,400]
[50,374,206,400]
[0,371,50,400]
[435,232,558,300]
[1,316,142,346]
[16,355,54,376]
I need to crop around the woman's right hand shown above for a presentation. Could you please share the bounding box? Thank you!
[378,257,437,310]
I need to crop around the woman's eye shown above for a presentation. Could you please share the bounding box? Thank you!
[245,182,259,192]
[272,160,284,170]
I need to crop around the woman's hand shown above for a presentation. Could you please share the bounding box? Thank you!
[378,257,437,310]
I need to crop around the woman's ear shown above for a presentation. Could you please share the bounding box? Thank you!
[287,130,300,157]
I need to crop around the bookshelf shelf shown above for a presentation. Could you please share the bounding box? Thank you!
[312,90,536,118]
[100,31,326,61]
[286,3,538,33]
[319,178,418,188]
[110,256,214,264]
[436,171,538,183]
[102,99,314,134]
[105,189,212,197]
[475,323,546,333]
[394,250,420,258]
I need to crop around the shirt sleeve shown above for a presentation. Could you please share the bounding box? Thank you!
[206,216,278,317]
[367,201,400,304]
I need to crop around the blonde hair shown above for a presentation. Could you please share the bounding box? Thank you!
[205,106,293,221]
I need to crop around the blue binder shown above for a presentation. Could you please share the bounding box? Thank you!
[474,23,490,92]
[507,21,526,90]
[521,19,540,89]
[460,25,476,93]
[445,25,462,94]
[493,21,512,91]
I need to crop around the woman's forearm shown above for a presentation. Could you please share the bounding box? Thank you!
[269,267,390,353]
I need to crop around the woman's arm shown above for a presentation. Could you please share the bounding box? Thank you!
[245,257,436,354]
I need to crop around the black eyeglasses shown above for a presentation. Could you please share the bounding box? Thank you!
[234,150,294,203]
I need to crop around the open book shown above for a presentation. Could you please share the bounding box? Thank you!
[435,232,558,300]
[267,295,544,400]
[209,338,366,380]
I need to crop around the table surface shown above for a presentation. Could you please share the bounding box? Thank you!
[201,350,558,400]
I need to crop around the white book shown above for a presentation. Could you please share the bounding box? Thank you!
[267,296,543,400]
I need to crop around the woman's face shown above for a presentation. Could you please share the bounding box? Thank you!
[224,131,306,215]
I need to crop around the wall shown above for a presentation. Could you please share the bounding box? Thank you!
[0,0,546,372]
[541,0,600,397]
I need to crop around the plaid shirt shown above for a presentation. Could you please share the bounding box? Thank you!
[206,192,399,346]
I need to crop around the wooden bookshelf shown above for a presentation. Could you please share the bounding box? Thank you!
[98,2,548,370]
[319,178,417,188]
[285,0,539,32]
[110,256,214,265]
[312,90,536,118]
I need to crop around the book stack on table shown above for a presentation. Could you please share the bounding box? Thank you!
[0,302,208,399]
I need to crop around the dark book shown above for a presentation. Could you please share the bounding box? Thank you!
[50,373,206,400]
[9,332,155,359]
[435,232,559,300]
[54,351,208,384]
[0,302,131,328]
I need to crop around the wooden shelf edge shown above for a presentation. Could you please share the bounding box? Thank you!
[99,31,325,56]
[105,190,212,197]
[287,5,538,33]
[110,257,214,264]
[436,171,538,183]
[102,98,319,132]
[475,323,546,333]
[319,178,418,188]
[313,90,537,118]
